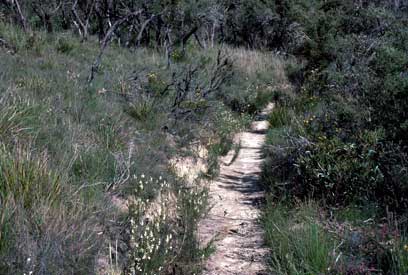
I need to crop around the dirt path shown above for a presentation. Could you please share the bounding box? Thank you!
[199,104,273,275]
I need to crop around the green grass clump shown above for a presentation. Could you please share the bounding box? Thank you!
[125,100,155,122]
[0,103,32,142]
[263,202,336,275]
[55,37,78,54]
[0,146,61,209]
[0,146,99,275]
[268,106,291,128]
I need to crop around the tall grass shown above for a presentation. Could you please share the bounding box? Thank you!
[0,146,99,275]
[221,46,293,113]
[268,106,291,128]
[225,47,287,82]
[0,146,61,208]
[0,21,283,274]
[0,101,34,142]
[263,201,337,275]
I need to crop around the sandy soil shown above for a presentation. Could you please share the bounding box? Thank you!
[198,104,274,275]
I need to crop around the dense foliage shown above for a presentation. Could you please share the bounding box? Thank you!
[261,1,408,274]
[263,0,408,212]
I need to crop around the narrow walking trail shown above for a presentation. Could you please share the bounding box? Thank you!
[199,104,274,275]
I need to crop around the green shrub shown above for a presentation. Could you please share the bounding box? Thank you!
[263,0,408,213]
[294,136,384,206]
[55,37,76,54]
[127,189,174,274]
[265,123,408,212]
[126,176,208,275]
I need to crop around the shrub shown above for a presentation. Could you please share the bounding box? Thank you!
[125,100,155,121]
[263,0,408,213]
[55,37,76,54]
[127,189,174,274]
[293,136,384,206]
[126,175,208,275]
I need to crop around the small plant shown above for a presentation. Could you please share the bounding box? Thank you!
[0,145,61,209]
[263,201,337,275]
[127,193,174,274]
[125,100,155,121]
[0,104,30,142]
[170,49,184,62]
[391,236,408,274]
[268,106,291,128]
[96,116,124,150]
[126,175,208,274]
[71,148,116,189]
[56,37,76,54]
[15,75,53,97]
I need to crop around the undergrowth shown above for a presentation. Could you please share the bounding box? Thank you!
[261,1,408,274]
[0,21,285,274]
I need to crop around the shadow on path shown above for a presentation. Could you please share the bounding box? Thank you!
[199,103,274,275]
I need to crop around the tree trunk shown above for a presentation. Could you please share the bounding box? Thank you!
[12,0,29,32]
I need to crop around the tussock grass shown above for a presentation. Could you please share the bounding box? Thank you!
[268,106,292,128]
[0,145,61,208]
[263,201,337,275]
[0,145,100,275]
[0,103,31,141]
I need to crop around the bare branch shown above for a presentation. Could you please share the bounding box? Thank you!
[71,0,96,40]
[88,9,143,83]
[12,0,29,32]
[136,14,156,46]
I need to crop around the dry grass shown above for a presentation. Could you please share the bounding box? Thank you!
[225,47,288,85]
